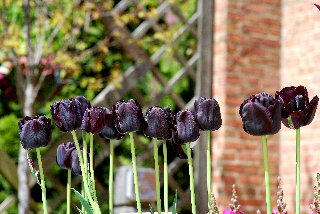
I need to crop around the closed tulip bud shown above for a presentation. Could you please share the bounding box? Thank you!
[113,99,144,133]
[144,106,173,139]
[18,115,51,149]
[56,142,76,170]
[82,107,106,134]
[50,96,91,132]
[239,92,281,136]
[275,86,319,129]
[174,109,200,143]
[100,108,124,140]
[194,97,222,131]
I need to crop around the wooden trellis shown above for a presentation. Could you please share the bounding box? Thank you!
[0,0,213,213]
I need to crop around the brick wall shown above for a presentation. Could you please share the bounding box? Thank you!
[280,1,320,213]
[213,1,281,213]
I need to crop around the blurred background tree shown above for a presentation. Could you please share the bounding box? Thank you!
[0,0,198,213]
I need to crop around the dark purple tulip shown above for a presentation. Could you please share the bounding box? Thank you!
[113,99,144,133]
[239,92,281,136]
[144,106,173,139]
[100,108,124,140]
[50,96,91,132]
[18,115,51,149]
[194,97,222,131]
[56,142,76,170]
[174,109,200,143]
[275,86,319,129]
[81,107,106,134]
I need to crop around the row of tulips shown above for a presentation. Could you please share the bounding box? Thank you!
[18,85,318,214]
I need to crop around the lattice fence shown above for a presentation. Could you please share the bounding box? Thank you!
[0,0,213,213]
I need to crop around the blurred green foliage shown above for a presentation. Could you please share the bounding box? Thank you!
[0,0,196,213]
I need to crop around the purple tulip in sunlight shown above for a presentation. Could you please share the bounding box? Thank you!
[81,107,106,134]
[18,115,51,149]
[50,96,91,132]
[174,109,200,143]
[100,107,124,140]
[276,86,318,129]
[239,92,281,136]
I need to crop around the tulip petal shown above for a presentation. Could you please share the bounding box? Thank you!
[241,102,273,136]
[305,95,319,126]
[282,111,305,129]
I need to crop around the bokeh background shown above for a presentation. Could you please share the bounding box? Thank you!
[0,0,320,213]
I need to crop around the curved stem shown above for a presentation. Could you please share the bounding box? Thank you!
[67,169,71,214]
[109,139,114,214]
[296,128,301,214]
[186,144,196,214]
[207,131,211,211]
[262,135,271,214]
[71,131,101,214]
[163,140,168,214]
[89,133,98,202]
[36,148,48,214]
[129,132,141,214]
[153,139,161,214]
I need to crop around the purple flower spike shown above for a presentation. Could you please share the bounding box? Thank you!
[100,108,124,140]
[56,142,76,170]
[18,115,51,149]
[113,99,144,133]
[276,86,319,129]
[239,92,281,136]
[144,106,173,140]
[194,97,222,131]
[223,184,244,214]
[50,96,91,132]
[82,107,106,134]
[174,109,200,143]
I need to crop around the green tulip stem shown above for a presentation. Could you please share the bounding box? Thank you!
[71,131,101,214]
[163,140,168,214]
[153,138,161,214]
[36,148,48,214]
[109,139,114,214]
[129,132,142,214]
[186,144,196,214]
[82,133,88,201]
[296,128,301,214]
[262,135,271,214]
[67,169,71,214]
[207,131,211,211]
[89,133,98,202]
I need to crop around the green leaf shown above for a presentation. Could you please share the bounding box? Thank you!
[172,191,178,214]
[73,188,93,214]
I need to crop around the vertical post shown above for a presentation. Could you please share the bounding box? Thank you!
[195,0,214,213]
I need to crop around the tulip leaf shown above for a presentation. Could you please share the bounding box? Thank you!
[73,188,93,214]
[172,191,178,214]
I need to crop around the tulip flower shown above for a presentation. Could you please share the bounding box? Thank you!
[194,97,222,209]
[100,108,124,140]
[174,109,200,214]
[175,109,200,143]
[81,107,107,134]
[194,97,222,131]
[113,99,143,213]
[113,99,144,133]
[276,86,318,129]
[18,115,51,214]
[50,96,91,132]
[276,86,318,213]
[144,106,174,213]
[239,92,281,214]
[18,115,51,149]
[239,92,281,136]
